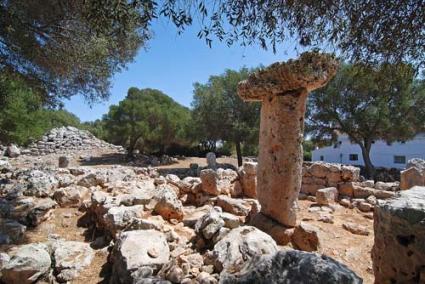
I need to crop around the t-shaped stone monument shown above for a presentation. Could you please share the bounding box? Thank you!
[238,52,338,227]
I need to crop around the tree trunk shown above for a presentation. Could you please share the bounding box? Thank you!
[235,140,243,167]
[360,142,375,179]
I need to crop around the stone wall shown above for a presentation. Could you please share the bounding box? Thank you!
[400,158,425,190]
[372,186,425,283]
[301,162,360,195]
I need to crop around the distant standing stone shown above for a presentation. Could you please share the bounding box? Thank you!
[58,156,70,168]
[6,144,20,158]
[206,152,217,170]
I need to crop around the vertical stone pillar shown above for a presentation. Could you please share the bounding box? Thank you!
[238,52,338,227]
[372,186,425,283]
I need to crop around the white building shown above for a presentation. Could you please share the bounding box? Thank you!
[312,133,425,169]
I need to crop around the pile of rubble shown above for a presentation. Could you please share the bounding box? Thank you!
[0,159,363,283]
[25,126,124,156]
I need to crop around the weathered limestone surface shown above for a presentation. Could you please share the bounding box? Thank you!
[221,250,362,284]
[400,158,425,190]
[237,52,338,227]
[372,186,425,283]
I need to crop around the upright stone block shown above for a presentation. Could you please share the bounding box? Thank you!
[237,52,338,227]
[372,186,425,283]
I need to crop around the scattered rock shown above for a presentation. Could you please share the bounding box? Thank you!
[5,144,20,158]
[58,156,70,168]
[1,243,51,284]
[111,230,170,283]
[52,241,95,282]
[372,186,425,283]
[200,169,220,196]
[208,226,278,273]
[215,195,251,216]
[194,209,225,240]
[0,219,26,244]
[342,222,369,236]
[316,187,338,205]
[292,222,321,252]
[220,250,362,283]
[154,186,184,221]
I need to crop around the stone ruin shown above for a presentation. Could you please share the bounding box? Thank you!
[373,186,425,283]
[400,158,425,189]
[25,126,124,156]
[0,53,424,284]
[238,52,338,227]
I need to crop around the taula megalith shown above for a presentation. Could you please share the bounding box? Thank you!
[238,52,338,227]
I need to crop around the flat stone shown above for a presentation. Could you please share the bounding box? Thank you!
[1,243,51,284]
[209,226,278,273]
[111,230,170,283]
[342,222,369,236]
[53,241,94,282]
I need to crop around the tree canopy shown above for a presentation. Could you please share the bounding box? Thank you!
[307,63,425,178]
[104,88,191,155]
[0,74,80,145]
[1,1,423,104]
[191,68,261,166]
[0,0,153,105]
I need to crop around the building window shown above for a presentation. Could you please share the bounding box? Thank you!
[320,155,324,161]
[349,154,358,161]
[394,155,406,164]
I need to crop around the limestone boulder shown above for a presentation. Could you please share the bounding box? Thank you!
[342,222,369,236]
[200,169,220,196]
[215,195,251,216]
[250,213,293,245]
[111,230,170,283]
[316,187,338,205]
[194,209,225,240]
[1,243,51,284]
[52,241,95,282]
[154,186,184,221]
[372,186,425,283]
[208,226,278,272]
[238,162,257,198]
[182,205,213,227]
[24,170,59,197]
[26,198,57,226]
[5,144,20,158]
[103,205,145,236]
[400,167,424,190]
[292,222,320,252]
[53,185,89,207]
[220,250,362,284]
[0,159,12,172]
[58,156,70,168]
[352,185,375,199]
[0,219,26,244]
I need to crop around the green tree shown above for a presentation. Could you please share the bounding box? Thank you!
[104,88,191,156]
[307,63,425,178]
[192,68,260,166]
[0,74,81,145]
[0,0,152,104]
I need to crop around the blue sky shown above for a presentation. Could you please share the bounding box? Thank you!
[64,19,303,122]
